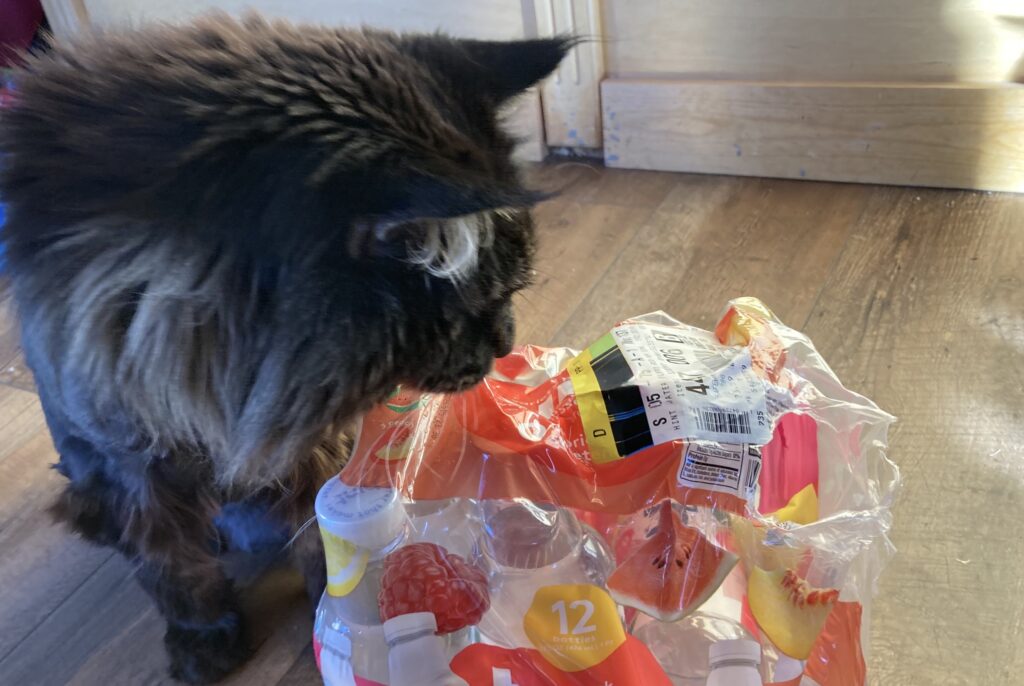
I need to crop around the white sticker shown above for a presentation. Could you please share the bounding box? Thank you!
[611,322,773,445]
[678,442,762,500]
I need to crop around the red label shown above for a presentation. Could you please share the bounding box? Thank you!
[451,636,673,685]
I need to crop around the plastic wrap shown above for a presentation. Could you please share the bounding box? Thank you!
[313,297,898,685]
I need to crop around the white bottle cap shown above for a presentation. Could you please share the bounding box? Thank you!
[315,476,404,550]
[709,639,762,667]
[383,612,437,643]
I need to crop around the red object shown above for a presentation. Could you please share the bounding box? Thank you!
[804,602,867,686]
[451,637,673,685]
[757,413,820,513]
[0,0,43,68]
[337,298,877,685]
[378,543,490,634]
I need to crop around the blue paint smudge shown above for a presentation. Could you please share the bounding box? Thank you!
[609,133,621,142]
[568,129,578,139]
[733,144,742,157]
[609,112,616,120]
[607,154,620,162]
[799,168,807,178]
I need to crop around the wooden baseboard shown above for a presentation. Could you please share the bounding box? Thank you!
[602,79,1024,193]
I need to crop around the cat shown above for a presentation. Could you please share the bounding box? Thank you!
[0,14,570,683]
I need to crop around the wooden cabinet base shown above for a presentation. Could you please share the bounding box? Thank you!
[602,79,1024,193]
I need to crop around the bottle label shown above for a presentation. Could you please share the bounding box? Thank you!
[678,442,762,501]
[523,584,626,672]
[568,322,773,463]
[321,529,369,597]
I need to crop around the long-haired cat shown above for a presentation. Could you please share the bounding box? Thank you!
[0,14,570,683]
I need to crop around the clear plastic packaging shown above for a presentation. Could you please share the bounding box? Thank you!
[314,298,898,685]
[476,501,614,649]
[313,481,484,684]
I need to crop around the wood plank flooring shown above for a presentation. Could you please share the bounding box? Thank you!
[0,164,1021,685]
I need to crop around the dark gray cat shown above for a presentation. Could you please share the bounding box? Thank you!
[0,14,570,683]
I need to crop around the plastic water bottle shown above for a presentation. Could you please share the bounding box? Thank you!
[404,497,485,659]
[634,611,751,684]
[706,639,763,686]
[317,626,355,686]
[476,501,614,647]
[314,477,408,685]
[383,612,468,686]
[405,498,481,559]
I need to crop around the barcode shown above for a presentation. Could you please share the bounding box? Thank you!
[691,409,752,435]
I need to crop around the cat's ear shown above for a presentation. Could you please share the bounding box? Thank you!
[457,37,578,101]
[405,35,578,102]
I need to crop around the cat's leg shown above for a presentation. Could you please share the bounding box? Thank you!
[52,438,247,684]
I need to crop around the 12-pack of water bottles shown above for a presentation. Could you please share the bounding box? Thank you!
[312,298,899,686]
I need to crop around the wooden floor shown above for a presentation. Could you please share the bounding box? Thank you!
[1,164,1022,685]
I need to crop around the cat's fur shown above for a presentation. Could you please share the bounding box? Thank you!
[0,14,570,683]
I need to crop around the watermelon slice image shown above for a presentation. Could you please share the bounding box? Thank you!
[371,425,414,462]
[384,385,424,413]
[748,566,839,659]
[607,501,737,622]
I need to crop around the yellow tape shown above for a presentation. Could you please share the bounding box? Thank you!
[567,348,620,464]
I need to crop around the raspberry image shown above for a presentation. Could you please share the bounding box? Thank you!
[378,542,490,634]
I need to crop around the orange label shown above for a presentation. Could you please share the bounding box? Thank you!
[450,636,674,685]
